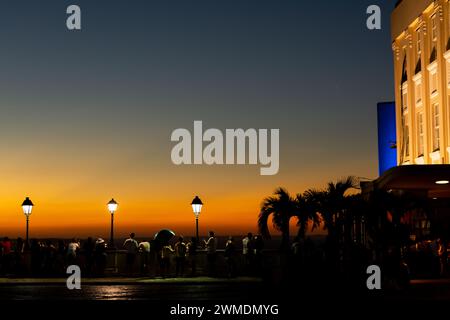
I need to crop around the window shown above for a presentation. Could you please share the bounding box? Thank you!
[415,82,422,104]
[432,14,438,42]
[402,89,408,112]
[417,112,424,156]
[430,72,438,94]
[405,114,410,158]
[447,61,450,86]
[447,61,450,87]
[433,103,440,151]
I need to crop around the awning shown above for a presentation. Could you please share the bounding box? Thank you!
[361,165,450,198]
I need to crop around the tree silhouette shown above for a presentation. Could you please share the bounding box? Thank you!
[258,188,322,251]
[258,188,297,251]
[295,192,321,239]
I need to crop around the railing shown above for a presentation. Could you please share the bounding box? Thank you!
[103,249,280,277]
[4,249,284,281]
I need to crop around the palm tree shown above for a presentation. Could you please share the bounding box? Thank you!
[295,192,321,239]
[303,176,359,269]
[258,187,297,251]
[311,176,359,236]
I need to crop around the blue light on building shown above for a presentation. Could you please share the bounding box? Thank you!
[377,102,397,176]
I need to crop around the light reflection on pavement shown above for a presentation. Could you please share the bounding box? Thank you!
[0,283,265,300]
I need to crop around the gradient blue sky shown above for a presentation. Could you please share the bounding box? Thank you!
[0,0,396,237]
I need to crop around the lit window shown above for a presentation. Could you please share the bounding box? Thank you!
[415,82,422,104]
[433,103,440,151]
[402,90,408,112]
[430,72,438,94]
[447,62,450,86]
[404,114,410,158]
[417,112,424,156]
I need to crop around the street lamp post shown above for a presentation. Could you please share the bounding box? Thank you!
[21,197,34,249]
[107,198,118,249]
[191,196,203,243]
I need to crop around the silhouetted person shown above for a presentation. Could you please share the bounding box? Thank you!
[14,237,24,275]
[55,240,66,275]
[67,238,80,266]
[438,239,446,277]
[30,239,41,276]
[429,238,445,278]
[384,245,409,290]
[187,237,198,276]
[160,244,174,278]
[0,237,12,274]
[253,235,264,276]
[123,233,139,275]
[83,237,95,277]
[204,231,217,277]
[224,236,236,278]
[242,233,253,274]
[139,240,151,275]
[175,236,187,277]
[42,240,56,275]
[291,236,304,270]
[94,238,107,276]
[291,237,300,255]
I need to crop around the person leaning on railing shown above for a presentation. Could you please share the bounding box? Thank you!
[204,231,217,277]
[186,237,198,276]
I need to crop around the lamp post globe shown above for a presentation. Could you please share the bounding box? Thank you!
[107,198,118,248]
[191,196,203,242]
[21,197,34,249]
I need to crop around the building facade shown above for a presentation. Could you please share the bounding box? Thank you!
[360,1,450,249]
[392,0,450,165]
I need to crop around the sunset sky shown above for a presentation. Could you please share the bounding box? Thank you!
[0,0,395,239]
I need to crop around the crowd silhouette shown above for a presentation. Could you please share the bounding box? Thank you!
[0,236,111,277]
[0,231,267,278]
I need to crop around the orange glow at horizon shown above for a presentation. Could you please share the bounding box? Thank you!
[0,172,332,239]
[0,133,373,239]
[1,191,327,239]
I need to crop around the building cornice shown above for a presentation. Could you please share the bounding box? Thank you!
[438,4,444,21]
[392,42,400,61]
[391,0,434,41]
[405,31,413,48]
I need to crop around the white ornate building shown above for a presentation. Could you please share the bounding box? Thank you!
[392,0,450,165]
